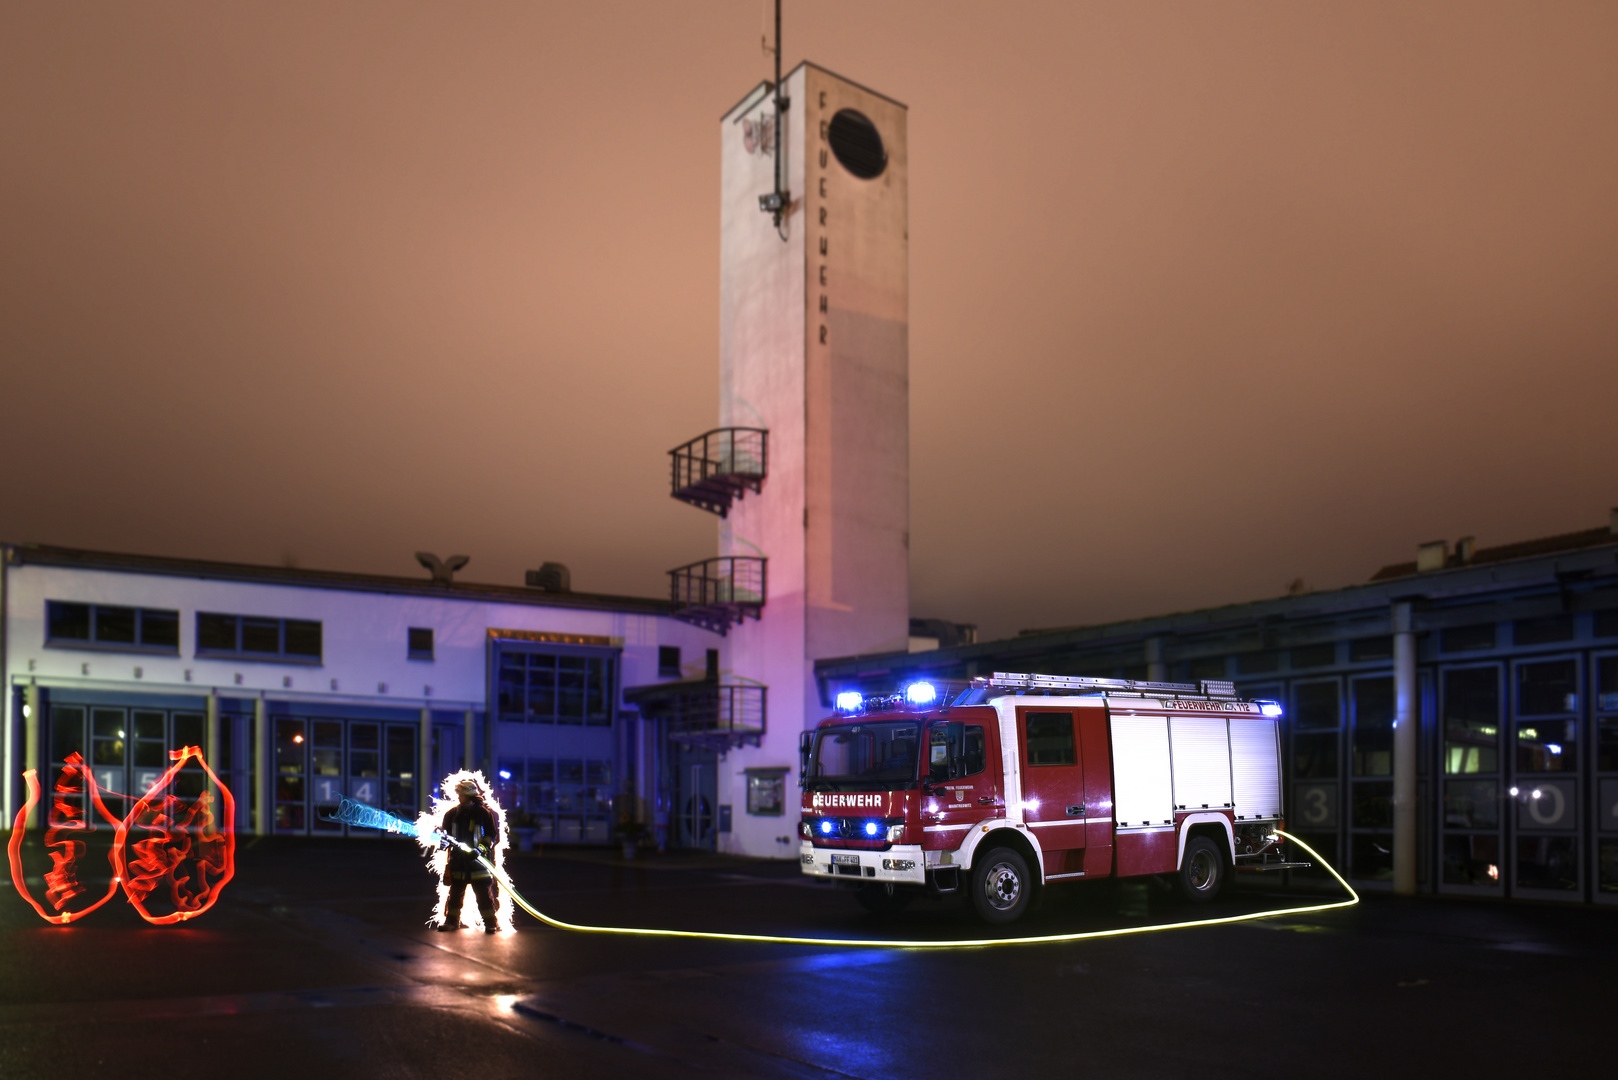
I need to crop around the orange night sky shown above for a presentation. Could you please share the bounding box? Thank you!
[2,2,1614,640]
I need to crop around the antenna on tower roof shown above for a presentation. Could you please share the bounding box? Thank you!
[757,0,791,230]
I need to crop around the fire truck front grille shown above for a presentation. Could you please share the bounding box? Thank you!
[813,816,903,843]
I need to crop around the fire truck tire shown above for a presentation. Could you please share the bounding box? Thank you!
[967,846,1032,924]
[854,882,915,914]
[1177,836,1225,903]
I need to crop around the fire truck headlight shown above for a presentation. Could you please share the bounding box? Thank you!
[800,820,813,839]
[904,681,937,706]
[864,820,880,837]
[886,824,904,842]
[882,859,916,871]
[836,691,863,712]
[819,819,835,836]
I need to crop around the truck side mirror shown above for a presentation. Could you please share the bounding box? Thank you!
[798,730,814,783]
[946,721,966,779]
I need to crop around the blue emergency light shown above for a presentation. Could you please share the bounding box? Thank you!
[904,682,937,706]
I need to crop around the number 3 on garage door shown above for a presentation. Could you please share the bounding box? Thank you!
[1294,781,1338,829]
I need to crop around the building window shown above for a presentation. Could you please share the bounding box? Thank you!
[45,601,180,653]
[658,646,681,678]
[1351,677,1395,777]
[1291,643,1337,669]
[1600,654,1618,714]
[1595,609,1618,638]
[1350,636,1393,663]
[1237,650,1279,675]
[1025,712,1076,765]
[1517,658,1577,716]
[195,613,322,662]
[1515,615,1574,647]
[1442,624,1496,653]
[1294,680,1341,731]
[496,647,615,726]
[495,756,613,842]
[1515,659,1578,773]
[1187,656,1227,681]
[408,627,434,660]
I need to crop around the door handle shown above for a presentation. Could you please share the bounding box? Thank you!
[978,796,997,805]
[1066,805,1085,816]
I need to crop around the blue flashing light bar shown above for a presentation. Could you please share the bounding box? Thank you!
[836,691,864,712]
[864,821,879,837]
[819,819,835,835]
[904,681,937,706]
[1259,701,1283,718]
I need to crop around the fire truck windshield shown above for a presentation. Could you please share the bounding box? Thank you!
[808,721,921,789]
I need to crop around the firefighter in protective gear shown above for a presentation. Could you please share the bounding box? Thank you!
[438,779,502,932]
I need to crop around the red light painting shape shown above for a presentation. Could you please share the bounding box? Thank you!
[111,745,236,925]
[9,746,236,926]
[7,753,124,925]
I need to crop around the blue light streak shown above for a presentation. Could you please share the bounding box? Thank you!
[320,797,423,837]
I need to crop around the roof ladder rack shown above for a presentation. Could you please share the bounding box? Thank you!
[981,671,1240,699]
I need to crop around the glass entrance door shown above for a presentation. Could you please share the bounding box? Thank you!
[347,722,382,838]
[310,720,345,834]
[84,707,204,814]
[274,718,307,833]
[384,723,417,822]
[1511,656,1582,896]
[1440,665,1503,893]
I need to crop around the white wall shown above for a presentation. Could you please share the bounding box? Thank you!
[717,64,910,859]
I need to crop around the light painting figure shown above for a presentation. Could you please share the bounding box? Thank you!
[415,770,512,933]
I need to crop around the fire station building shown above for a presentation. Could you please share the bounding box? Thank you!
[0,543,725,847]
[818,514,1618,906]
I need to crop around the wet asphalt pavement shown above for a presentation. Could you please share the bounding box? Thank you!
[2,836,1612,1079]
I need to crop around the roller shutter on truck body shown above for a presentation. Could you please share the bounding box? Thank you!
[1109,716,1173,828]
[1229,717,1283,819]
[1110,710,1282,825]
[1168,716,1233,811]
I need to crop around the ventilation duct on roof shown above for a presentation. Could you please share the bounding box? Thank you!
[525,563,571,592]
[1416,541,1448,573]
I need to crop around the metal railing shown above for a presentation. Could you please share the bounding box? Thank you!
[668,556,766,634]
[666,682,767,749]
[668,428,768,517]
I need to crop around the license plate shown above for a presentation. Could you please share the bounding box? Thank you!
[831,854,860,866]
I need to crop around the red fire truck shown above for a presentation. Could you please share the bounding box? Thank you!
[799,672,1303,923]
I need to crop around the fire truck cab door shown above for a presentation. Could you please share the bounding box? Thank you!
[924,715,1000,843]
[1017,709,1087,876]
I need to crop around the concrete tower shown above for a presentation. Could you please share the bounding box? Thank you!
[716,65,909,858]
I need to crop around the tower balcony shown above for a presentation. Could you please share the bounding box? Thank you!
[623,679,767,752]
[668,556,766,635]
[669,428,767,517]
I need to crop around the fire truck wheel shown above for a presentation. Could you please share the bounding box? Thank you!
[1177,836,1225,903]
[854,882,915,914]
[968,846,1032,924]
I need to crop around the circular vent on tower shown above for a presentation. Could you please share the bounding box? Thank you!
[827,109,887,180]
